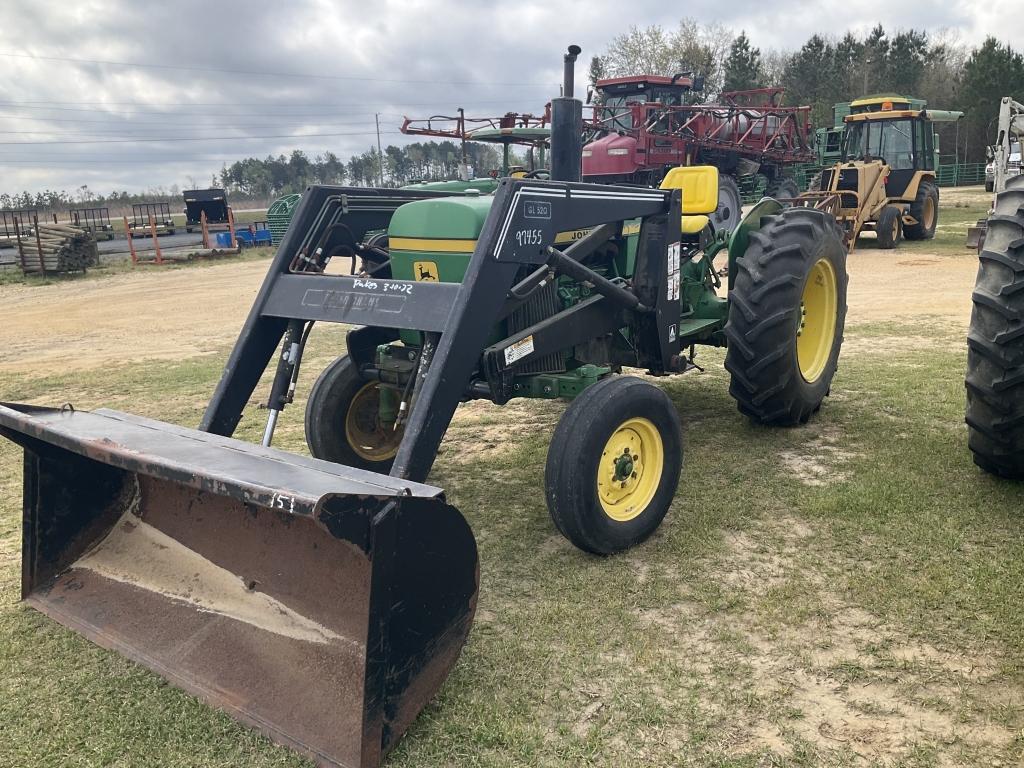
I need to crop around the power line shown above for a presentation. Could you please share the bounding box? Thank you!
[0,105,407,117]
[0,130,405,146]
[0,120,400,136]
[0,98,547,109]
[0,50,553,87]
[0,112,403,125]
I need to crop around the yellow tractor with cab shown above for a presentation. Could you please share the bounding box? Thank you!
[805,98,962,251]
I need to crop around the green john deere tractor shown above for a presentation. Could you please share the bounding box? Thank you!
[298,162,849,554]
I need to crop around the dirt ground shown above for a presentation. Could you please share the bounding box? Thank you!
[0,244,979,375]
[0,261,270,374]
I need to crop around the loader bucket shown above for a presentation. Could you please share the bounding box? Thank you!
[965,220,987,251]
[0,403,478,768]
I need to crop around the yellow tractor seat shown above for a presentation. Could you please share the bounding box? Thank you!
[681,215,711,234]
[660,166,720,237]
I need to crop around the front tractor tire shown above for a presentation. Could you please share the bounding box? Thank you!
[876,205,903,250]
[305,354,405,472]
[725,207,849,425]
[544,376,683,555]
[904,180,939,240]
[965,175,1024,478]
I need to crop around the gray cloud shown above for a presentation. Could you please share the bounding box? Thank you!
[0,0,1014,195]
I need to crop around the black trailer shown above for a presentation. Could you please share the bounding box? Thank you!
[183,188,230,232]
[1,209,37,241]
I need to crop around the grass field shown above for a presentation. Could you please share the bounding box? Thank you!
[0,188,1021,767]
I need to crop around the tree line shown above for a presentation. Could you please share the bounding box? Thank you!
[593,22,1024,164]
[218,141,510,197]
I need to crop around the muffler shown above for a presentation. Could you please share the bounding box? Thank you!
[1,402,478,768]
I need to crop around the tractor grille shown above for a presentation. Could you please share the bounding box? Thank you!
[506,280,566,374]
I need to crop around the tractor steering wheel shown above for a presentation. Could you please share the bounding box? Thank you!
[523,169,551,179]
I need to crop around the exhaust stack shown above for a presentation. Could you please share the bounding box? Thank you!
[550,44,583,183]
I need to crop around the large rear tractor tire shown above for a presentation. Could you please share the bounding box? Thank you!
[965,175,1024,478]
[713,174,743,234]
[545,376,683,555]
[904,180,939,240]
[305,354,404,471]
[725,207,849,425]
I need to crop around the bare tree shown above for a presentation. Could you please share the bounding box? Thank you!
[600,19,736,98]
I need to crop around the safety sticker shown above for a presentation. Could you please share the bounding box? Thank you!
[667,242,680,274]
[666,241,681,301]
[504,335,535,366]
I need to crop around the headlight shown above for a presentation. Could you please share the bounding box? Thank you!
[581,150,592,157]
[607,148,630,156]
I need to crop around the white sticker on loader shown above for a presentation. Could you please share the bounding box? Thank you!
[667,242,680,274]
[667,241,681,301]
[504,335,535,366]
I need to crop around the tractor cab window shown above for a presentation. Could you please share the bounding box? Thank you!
[845,118,917,169]
[600,95,636,131]
[598,84,687,132]
[649,88,684,106]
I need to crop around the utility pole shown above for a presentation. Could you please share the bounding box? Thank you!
[458,107,469,181]
[374,112,384,187]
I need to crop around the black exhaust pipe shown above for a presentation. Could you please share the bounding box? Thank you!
[562,44,581,98]
[550,44,583,183]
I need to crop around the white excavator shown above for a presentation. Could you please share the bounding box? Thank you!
[967,96,1024,250]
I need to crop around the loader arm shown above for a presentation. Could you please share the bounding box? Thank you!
[200,187,461,437]
[201,179,682,484]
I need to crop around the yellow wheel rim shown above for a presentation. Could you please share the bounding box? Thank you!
[796,258,839,383]
[597,417,664,522]
[344,382,403,462]
[922,195,935,229]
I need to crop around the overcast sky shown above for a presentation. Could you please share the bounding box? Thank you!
[0,0,1018,197]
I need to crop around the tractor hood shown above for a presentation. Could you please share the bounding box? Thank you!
[582,134,640,177]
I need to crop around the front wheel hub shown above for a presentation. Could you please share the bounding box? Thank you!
[597,417,664,522]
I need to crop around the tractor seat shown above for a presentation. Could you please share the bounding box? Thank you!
[660,166,720,239]
[681,215,711,234]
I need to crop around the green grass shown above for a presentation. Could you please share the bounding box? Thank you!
[0,319,1021,767]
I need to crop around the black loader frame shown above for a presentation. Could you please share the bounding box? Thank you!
[201,179,683,484]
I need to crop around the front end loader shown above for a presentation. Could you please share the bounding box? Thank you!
[803,104,961,251]
[0,47,849,767]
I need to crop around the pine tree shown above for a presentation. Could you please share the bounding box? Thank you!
[960,38,1024,159]
[723,31,764,92]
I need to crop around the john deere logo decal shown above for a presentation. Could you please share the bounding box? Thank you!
[414,261,439,282]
